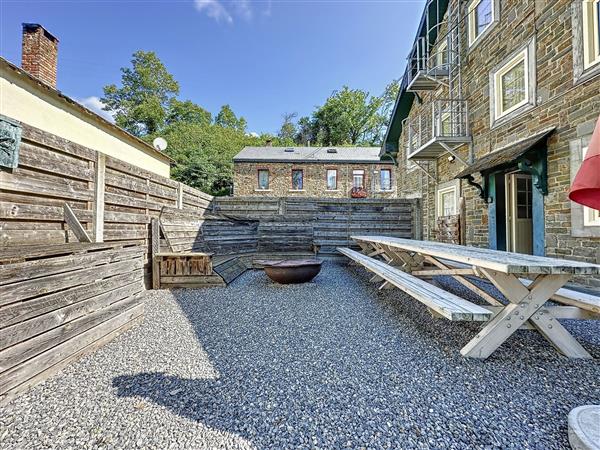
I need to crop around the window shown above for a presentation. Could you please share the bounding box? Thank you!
[326,169,337,190]
[380,169,392,191]
[437,184,458,217]
[435,39,448,69]
[291,169,304,190]
[257,169,269,190]
[468,0,494,46]
[516,176,533,219]
[582,146,600,226]
[493,48,530,120]
[352,170,365,189]
[583,0,600,69]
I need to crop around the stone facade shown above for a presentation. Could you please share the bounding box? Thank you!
[233,162,398,198]
[394,0,600,287]
[21,24,58,88]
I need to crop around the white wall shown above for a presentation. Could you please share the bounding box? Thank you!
[0,66,171,178]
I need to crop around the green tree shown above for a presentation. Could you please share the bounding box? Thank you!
[278,112,297,145]
[166,99,212,126]
[102,51,179,136]
[215,104,247,132]
[312,86,383,145]
[294,116,318,146]
[372,78,401,144]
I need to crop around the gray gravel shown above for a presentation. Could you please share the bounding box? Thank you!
[1,261,599,449]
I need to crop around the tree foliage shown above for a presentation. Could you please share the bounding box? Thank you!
[215,104,247,132]
[278,112,297,145]
[102,51,179,136]
[166,99,211,127]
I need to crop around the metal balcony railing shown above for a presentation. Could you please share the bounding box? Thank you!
[406,36,452,91]
[407,99,470,159]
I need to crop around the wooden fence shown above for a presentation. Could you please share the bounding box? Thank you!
[211,197,418,254]
[0,123,213,284]
[0,242,145,404]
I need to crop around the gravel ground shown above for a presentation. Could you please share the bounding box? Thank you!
[1,261,599,450]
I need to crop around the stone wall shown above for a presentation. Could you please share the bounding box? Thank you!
[234,162,398,199]
[395,0,600,287]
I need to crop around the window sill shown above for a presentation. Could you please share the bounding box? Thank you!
[255,189,272,192]
[288,189,305,192]
[377,190,395,193]
[491,102,535,130]
[326,189,340,192]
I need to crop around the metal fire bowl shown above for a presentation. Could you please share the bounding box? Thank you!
[261,259,323,284]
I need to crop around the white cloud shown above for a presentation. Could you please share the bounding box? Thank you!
[262,0,272,17]
[194,0,233,24]
[194,0,263,23]
[77,96,115,123]
[234,0,253,21]
[249,131,259,138]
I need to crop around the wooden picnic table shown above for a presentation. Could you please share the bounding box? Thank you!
[351,235,600,359]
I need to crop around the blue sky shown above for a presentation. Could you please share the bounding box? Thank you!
[0,0,423,134]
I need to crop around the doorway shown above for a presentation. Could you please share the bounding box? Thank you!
[505,172,533,254]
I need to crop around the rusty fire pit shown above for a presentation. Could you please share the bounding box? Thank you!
[259,259,323,284]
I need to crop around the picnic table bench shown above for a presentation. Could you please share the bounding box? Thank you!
[338,236,600,359]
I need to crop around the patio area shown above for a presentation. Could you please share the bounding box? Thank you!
[1,261,599,449]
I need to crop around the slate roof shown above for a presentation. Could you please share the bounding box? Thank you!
[455,128,556,178]
[234,146,393,164]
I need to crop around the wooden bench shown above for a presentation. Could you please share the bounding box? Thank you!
[337,247,492,322]
[351,235,600,359]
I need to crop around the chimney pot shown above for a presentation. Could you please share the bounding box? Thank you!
[21,23,59,88]
[265,139,273,147]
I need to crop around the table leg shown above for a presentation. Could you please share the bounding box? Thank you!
[461,271,591,359]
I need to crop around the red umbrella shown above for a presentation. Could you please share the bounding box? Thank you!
[569,115,600,210]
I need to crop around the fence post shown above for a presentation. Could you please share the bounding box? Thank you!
[93,153,106,242]
[177,182,184,209]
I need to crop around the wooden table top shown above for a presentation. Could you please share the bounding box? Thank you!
[352,236,600,275]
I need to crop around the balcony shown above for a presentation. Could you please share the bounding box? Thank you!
[407,99,471,160]
[406,36,450,92]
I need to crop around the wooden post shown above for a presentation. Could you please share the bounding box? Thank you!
[93,153,105,243]
[151,218,160,289]
[64,203,92,243]
[459,196,466,245]
[177,182,183,209]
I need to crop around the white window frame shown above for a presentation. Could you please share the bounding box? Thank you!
[583,0,600,69]
[582,145,600,226]
[436,183,459,217]
[494,49,529,119]
[379,168,393,191]
[257,169,269,190]
[468,0,495,47]
[352,170,365,189]
[435,39,448,69]
[326,169,338,191]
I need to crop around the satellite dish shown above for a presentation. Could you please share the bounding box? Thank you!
[153,137,168,151]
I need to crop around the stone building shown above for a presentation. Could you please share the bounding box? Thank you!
[233,146,397,198]
[382,0,600,287]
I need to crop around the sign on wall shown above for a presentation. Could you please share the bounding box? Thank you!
[0,115,22,169]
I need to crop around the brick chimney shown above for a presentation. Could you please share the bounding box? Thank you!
[265,139,273,147]
[21,23,59,88]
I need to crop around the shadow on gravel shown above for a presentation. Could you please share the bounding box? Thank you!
[113,262,600,449]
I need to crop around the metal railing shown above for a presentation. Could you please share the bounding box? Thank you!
[406,99,469,158]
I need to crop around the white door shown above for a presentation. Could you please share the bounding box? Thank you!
[505,173,533,254]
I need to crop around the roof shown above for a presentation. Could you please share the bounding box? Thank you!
[380,0,450,157]
[455,128,556,178]
[0,56,173,165]
[233,146,394,164]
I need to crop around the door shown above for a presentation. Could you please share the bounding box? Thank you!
[505,173,533,254]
